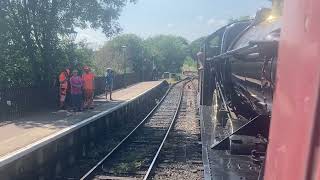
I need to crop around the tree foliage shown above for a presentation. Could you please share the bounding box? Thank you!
[181,56,197,72]
[95,34,144,75]
[1,0,202,87]
[0,0,134,87]
[189,36,206,60]
[95,34,190,76]
[144,35,189,73]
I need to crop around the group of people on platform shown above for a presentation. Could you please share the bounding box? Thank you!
[58,66,114,112]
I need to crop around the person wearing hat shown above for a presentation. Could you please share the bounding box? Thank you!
[58,68,70,109]
[70,69,83,112]
[105,68,114,101]
[82,66,95,109]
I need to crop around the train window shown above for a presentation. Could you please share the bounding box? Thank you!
[209,36,221,49]
[207,36,221,57]
[205,27,226,58]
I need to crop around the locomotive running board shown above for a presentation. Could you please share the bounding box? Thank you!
[211,114,270,149]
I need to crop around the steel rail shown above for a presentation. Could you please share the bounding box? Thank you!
[143,79,192,180]
[80,80,186,180]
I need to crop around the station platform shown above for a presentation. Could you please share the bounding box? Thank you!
[0,81,163,158]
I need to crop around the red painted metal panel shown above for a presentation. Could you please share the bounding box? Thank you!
[264,0,320,179]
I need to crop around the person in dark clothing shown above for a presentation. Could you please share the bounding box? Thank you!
[105,68,114,101]
[152,68,158,81]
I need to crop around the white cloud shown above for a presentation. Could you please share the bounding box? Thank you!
[207,18,227,27]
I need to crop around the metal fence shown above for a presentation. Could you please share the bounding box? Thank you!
[0,73,140,122]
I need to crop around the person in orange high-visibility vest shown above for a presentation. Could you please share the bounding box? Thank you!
[82,66,95,109]
[59,68,70,109]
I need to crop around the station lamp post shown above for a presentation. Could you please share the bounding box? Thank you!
[142,58,147,81]
[121,45,127,87]
[152,55,156,70]
[68,30,78,69]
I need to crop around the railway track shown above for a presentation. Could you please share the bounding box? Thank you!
[57,107,152,180]
[80,80,188,180]
[150,80,203,180]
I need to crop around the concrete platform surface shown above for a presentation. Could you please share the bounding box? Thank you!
[0,81,163,158]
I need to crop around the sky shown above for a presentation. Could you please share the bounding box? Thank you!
[76,0,271,49]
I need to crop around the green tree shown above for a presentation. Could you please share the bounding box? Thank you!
[181,56,197,72]
[189,37,206,61]
[95,34,145,75]
[144,35,189,73]
[95,34,190,77]
[0,0,134,87]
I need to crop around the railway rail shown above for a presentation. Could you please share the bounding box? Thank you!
[80,79,189,180]
[150,80,203,180]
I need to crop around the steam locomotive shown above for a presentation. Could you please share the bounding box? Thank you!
[203,8,280,117]
[199,8,281,179]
